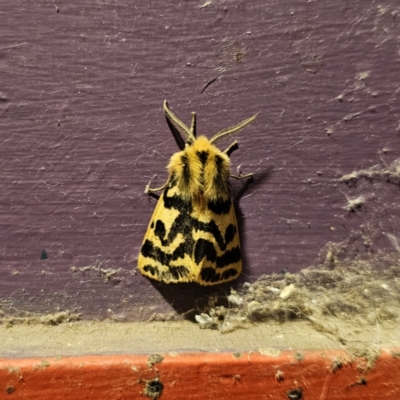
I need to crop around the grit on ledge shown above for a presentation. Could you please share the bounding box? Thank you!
[1,254,399,360]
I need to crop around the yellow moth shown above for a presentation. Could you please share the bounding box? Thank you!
[138,101,257,285]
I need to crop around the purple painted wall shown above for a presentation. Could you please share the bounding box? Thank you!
[1,0,400,319]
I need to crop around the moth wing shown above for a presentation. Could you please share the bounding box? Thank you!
[193,201,242,286]
[138,191,198,284]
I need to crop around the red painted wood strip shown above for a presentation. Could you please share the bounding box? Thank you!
[1,350,399,399]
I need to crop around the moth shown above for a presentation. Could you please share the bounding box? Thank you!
[138,100,257,285]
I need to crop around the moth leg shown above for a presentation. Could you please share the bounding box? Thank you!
[223,141,239,157]
[231,173,253,180]
[145,180,168,194]
[231,164,253,180]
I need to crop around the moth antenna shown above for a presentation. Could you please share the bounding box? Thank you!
[163,100,196,148]
[190,111,197,138]
[165,115,185,150]
[210,113,259,144]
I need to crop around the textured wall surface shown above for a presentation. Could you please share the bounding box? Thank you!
[1,0,400,319]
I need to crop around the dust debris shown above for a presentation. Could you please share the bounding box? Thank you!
[331,359,343,372]
[355,377,367,386]
[70,262,122,283]
[275,370,284,382]
[383,233,400,253]
[143,378,164,399]
[194,254,400,338]
[342,194,367,212]
[340,158,400,186]
[200,76,218,93]
[1,311,81,327]
[199,0,212,8]
[347,343,379,367]
[356,71,370,82]
[40,250,48,260]
[217,40,247,72]
[279,283,295,300]
[38,359,50,369]
[228,292,243,306]
[148,312,179,322]
[294,352,304,361]
[195,313,218,330]
[259,348,281,357]
[147,354,164,368]
[287,388,303,399]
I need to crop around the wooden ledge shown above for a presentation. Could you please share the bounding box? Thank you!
[1,349,399,399]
